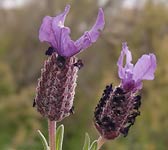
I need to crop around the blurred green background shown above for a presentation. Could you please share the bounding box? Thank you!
[0,0,168,149]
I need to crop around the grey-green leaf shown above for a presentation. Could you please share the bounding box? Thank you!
[56,124,64,150]
[83,133,90,150]
[89,140,98,150]
[37,130,49,150]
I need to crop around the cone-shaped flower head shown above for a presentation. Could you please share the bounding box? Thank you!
[94,43,157,139]
[34,5,104,121]
[39,5,105,57]
[34,54,80,121]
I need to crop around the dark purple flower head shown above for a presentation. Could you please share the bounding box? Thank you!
[117,42,157,92]
[39,5,105,57]
[94,85,142,139]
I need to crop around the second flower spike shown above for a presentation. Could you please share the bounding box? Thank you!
[94,43,157,140]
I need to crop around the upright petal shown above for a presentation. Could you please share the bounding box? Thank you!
[58,27,77,57]
[117,42,133,79]
[122,42,132,64]
[52,5,70,28]
[117,47,125,79]
[51,5,70,49]
[39,5,70,49]
[133,54,157,81]
[74,8,105,53]
[39,16,56,46]
[88,8,105,42]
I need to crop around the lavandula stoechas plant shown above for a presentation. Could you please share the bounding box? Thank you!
[34,5,105,150]
[94,43,157,149]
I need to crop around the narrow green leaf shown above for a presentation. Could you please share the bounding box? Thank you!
[56,124,64,150]
[83,133,90,150]
[37,130,49,150]
[89,140,98,150]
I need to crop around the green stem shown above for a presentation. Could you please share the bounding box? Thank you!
[97,136,106,150]
[48,120,56,150]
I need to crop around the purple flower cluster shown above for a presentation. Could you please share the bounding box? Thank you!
[35,4,157,142]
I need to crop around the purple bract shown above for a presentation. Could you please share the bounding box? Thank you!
[117,42,157,92]
[39,5,105,57]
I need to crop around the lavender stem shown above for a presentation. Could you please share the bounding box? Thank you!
[48,120,56,150]
[97,136,106,150]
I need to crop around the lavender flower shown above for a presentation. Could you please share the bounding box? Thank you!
[94,43,157,140]
[34,5,105,122]
[39,5,105,57]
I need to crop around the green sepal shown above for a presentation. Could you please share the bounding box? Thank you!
[37,130,50,150]
[83,133,90,150]
[89,140,98,150]
[56,124,64,150]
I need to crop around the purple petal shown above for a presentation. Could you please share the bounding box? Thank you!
[117,42,133,79]
[88,8,105,42]
[39,16,55,45]
[39,5,70,49]
[135,80,143,90]
[58,27,77,57]
[133,54,157,81]
[51,5,70,49]
[123,42,132,64]
[74,8,105,53]
[39,5,105,57]
[52,5,70,28]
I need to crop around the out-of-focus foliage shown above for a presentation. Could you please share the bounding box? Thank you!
[0,0,167,150]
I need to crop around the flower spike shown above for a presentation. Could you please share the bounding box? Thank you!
[94,43,157,140]
[35,5,105,121]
